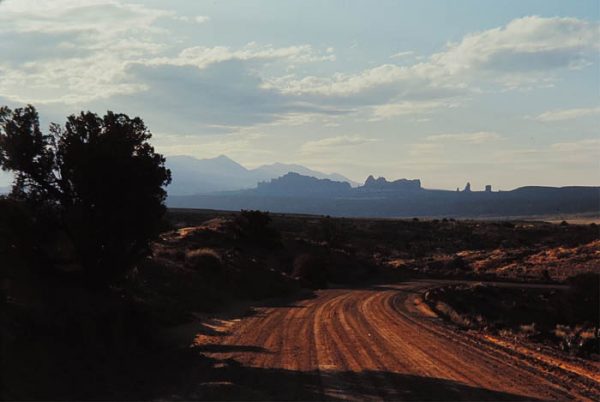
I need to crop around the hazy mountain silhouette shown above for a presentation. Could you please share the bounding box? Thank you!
[168,172,600,218]
[253,163,359,186]
[167,155,250,195]
[166,155,356,195]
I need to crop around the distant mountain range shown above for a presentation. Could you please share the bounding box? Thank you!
[3,159,598,218]
[168,172,600,218]
[166,155,357,195]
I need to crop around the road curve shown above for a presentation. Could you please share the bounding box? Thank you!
[192,281,600,401]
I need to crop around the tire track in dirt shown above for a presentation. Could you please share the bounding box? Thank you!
[387,283,598,400]
[194,281,599,401]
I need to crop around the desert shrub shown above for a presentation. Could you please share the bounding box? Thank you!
[185,248,222,276]
[291,251,374,288]
[133,257,225,319]
[233,210,281,247]
[233,265,297,300]
[448,255,468,271]
[292,253,328,288]
[155,248,186,261]
[565,272,600,324]
[327,252,374,284]
[541,269,552,281]
[314,216,347,248]
[554,325,598,356]
[567,272,600,296]
[426,260,444,270]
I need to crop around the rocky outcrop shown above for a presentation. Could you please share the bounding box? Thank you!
[256,172,352,196]
[362,175,422,191]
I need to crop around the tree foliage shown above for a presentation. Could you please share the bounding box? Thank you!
[0,105,171,286]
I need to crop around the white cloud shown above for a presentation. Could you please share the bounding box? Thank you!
[551,138,600,152]
[0,0,332,109]
[146,43,334,70]
[428,16,599,78]
[426,132,502,144]
[0,0,170,104]
[0,0,170,36]
[409,143,444,157]
[301,135,378,154]
[405,132,502,168]
[266,16,599,99]
[154,131,270,160]
[264,63,417,96]
[534,106,600,122]
[493,138,600,166]
[171,15,210,23]
[371,100,458,120]
[0,5,597,135]
[390,51,414,59]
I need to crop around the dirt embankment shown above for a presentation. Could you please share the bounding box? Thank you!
[423,277,599,358]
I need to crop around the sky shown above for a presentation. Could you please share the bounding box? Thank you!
[0,0,598,190]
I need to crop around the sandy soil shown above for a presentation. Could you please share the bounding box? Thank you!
[182,280,600,401]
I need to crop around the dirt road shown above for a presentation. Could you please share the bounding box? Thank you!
[187,281,600,401]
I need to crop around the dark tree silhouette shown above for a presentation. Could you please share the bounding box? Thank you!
[233,209,281,247]
[0,105,171,286]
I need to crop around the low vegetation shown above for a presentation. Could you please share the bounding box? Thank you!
[424,273,599,357]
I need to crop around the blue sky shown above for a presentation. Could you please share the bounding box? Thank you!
[0,0,598,190]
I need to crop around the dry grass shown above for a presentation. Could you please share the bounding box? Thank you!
[185,248,223,274]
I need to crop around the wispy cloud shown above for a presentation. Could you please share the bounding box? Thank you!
[493,138,600,165]
[371,100,459,120]
[533,106,600,122]
[146,43,335,70]
[426,132,502,144]
[551,138,600,152]
[409,143,444,157]
[171,15,210,24]
[390,51,414,59]
[301,135,378,154]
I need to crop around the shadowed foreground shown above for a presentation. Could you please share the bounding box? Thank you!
[182,365,535,401]
[174,281,599,401]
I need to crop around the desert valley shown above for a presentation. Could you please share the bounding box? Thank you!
[1,1,599,400]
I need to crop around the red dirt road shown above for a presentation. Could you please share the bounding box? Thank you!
[189,281,600,401]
